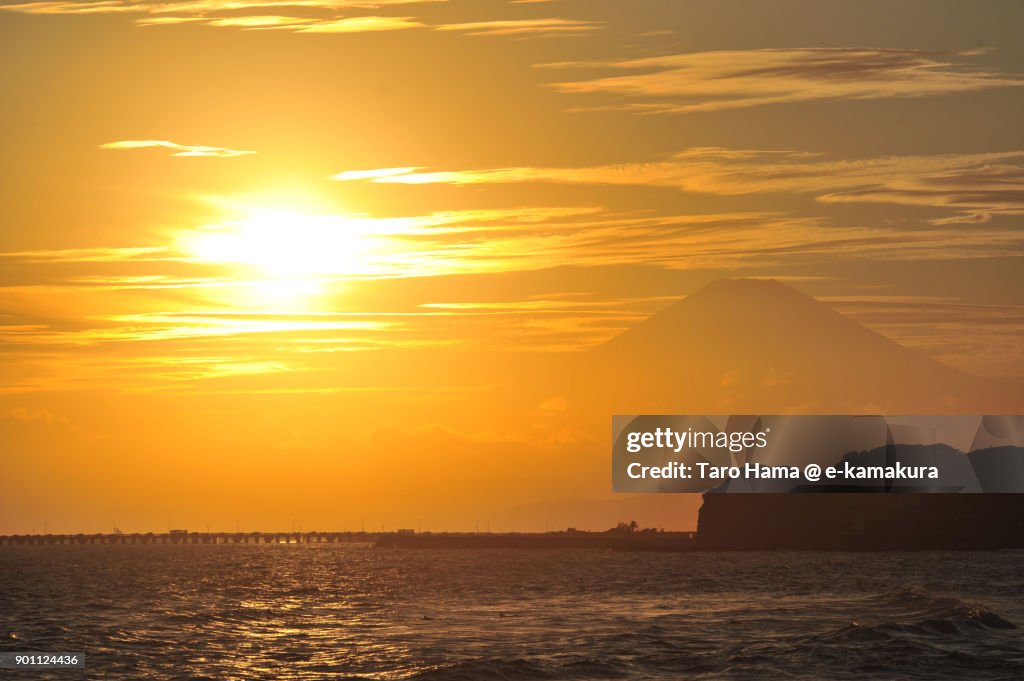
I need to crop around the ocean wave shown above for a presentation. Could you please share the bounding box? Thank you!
[816,587,1015,645]
[407,656,632,681]
[409,658,557,681]
[872,587,1015,629]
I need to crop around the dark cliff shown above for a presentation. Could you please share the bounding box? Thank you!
[696,493,1024,550]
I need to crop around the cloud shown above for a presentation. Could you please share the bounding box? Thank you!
[0,0,438,14]
[0,312,385,345]
[291,15,420,32]
[141,14,576,35]
[333,147,1024,224]
[135,15,204,24]
[2,407,60,424]
[100,140,256,157]
[435,18,600,37]
[1,0,437,35]
[542,48,1024,114]
[204,14,313,26]
[330,148,823,189]
[0,246,172,263]
[134,11,423,32]
[331,167,424,181]
[2,0,598,37]
[150,0,436,10]
[827,297,1024,377]
[0,1,136,14]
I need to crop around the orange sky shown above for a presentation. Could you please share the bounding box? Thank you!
[1,0,1022,534]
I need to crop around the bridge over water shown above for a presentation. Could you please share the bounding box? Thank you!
[0,531,381,546]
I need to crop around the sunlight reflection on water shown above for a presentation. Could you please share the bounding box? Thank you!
[2,545,1024,680]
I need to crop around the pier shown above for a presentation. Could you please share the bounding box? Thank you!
[375,531,699,551]
[0,530,699,551]
[0,531,380,546]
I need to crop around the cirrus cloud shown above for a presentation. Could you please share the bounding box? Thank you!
[332,147,1024,225]
[100,140,257,157]
[543,48,1024,114]
[435,18,600,37]
[1,0,597,37]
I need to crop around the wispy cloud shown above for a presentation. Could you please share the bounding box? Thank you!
[0,0,438,14]
[331,167,424,181]
[83,313,385,342]
[134,15,204,24]
[140,14,561,35]
[134,12,423,32]
[827,297,1024,377]
[100,140,256,157]
[0,1,135,14]
[0,0,437,36]
[333,148,1024,224]
[203,14,313,26]
[291,15,420,32]
[0,406,69,425]
[0,246,172,263]
[0,0,598,38]
[543,48,1024,114]
[435,18,600,37]
[1,0,593,37]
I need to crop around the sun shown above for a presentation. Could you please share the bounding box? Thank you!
[182,206,386,307]
[189,207,377,276]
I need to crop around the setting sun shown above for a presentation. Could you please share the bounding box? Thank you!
[179,206,403,307]
[186,207,381,277]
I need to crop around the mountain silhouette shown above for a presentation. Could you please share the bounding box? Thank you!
[582,278,1020,413]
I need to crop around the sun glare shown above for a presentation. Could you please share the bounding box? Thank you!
[183,206,390,307]
[190,208,378,276]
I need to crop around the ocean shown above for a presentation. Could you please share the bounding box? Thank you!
[2,545,1023,680]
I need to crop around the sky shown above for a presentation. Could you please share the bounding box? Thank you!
[1,0,1022,534]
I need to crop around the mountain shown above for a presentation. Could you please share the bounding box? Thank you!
[583,278,1020,413]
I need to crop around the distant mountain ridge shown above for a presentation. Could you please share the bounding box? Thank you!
[586,278,1020,413]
